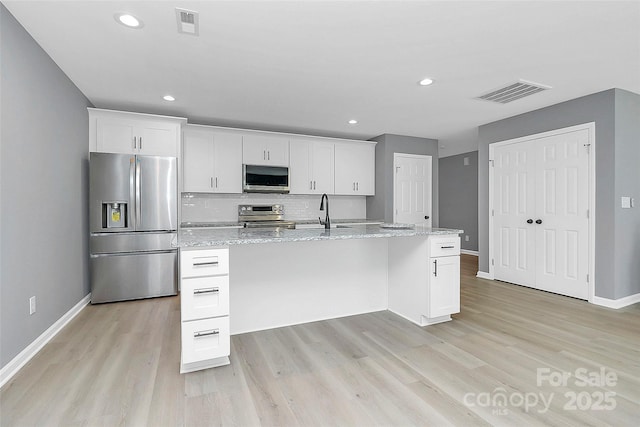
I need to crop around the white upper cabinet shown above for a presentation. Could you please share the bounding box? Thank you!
[183,127,242,194]
[289,139,335,194]
[242,134,289,166]
[89,108,185,157]
[334,142,375,195]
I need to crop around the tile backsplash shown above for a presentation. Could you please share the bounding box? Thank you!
[181,193,367,223]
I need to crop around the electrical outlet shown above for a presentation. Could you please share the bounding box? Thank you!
[29,296,36,315]
[465,235,470,242]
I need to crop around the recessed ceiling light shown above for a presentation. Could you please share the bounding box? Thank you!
[348,119,358,125]
[163,95,176,102]
[115,13,143,29]
[419,78,434,86]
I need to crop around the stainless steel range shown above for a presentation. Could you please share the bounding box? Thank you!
[238,204,296,229]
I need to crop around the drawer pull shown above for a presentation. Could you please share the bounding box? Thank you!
[193,287,219,295]
[440,245,455,249]
[194,329,219,338]
[193,260,219,267]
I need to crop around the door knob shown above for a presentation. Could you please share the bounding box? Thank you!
[425,216,430,220]
[535,219,543,224]
[527,219,533,224]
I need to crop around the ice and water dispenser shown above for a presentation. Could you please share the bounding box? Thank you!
[102,202,128,229]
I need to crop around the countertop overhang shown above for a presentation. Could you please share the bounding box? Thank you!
[175,224,463,248]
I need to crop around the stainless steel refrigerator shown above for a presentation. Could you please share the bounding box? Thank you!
[89,153,178,303]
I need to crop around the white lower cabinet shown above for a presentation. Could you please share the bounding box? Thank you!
[387,234,461,327]
[180,247,231,373]
[427,237,461,321]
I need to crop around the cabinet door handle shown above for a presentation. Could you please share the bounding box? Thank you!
[139,137,142,150]
[310,180,313,190]
[353,182,356,191]
[263,150,266,160]
[194,329,219,338]
[433,259,438,277]
[210,177,214,188]
[193,260,219,267]
[267,151,270,160]
[215,177,218,188]
[194,287,219,295]
[313,181,316,190]
[133,136,137,149]
[356,182,359,191]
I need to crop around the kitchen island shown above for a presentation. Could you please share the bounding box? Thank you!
[174,224,462,373]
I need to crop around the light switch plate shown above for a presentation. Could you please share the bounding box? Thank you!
[621,196,632,209]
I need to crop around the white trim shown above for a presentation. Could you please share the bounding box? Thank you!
[0,293,91,388]
[592,293,640,309]
[476,271,493,280]
[460,249,479,256]
[488,122,596,302]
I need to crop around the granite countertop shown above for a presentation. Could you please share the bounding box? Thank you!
[175,224,463,248]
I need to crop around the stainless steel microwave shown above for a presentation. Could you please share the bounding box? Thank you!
[243,164,290,193]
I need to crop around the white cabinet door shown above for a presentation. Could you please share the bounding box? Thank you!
[290,139,335,194]
[96,118,137,154]
[94,113,179,156]
[243,134,289,166]
[138,122,179,157]
[289,139,312,194]
[335,142,375,195]
[312,141,335,194]
[183,129,242,194]
[183,131,214,193]
[212,133,242,193]
[428,256,460,318]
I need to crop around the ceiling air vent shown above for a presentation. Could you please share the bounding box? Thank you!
[176,8,199,36]
[475,79,551,104]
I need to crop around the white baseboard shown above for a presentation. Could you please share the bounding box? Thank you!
[592,293,640,309]
[460,249,479,256]
[0,293,91,388]
[476,271,493,280]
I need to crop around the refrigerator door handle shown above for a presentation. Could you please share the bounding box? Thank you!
[135,158,141,228]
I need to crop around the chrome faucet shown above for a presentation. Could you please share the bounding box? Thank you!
[319,193,330,229]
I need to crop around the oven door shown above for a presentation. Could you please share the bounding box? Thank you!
[243,165,289,193]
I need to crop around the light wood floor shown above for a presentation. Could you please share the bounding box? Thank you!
[2,254,639,426]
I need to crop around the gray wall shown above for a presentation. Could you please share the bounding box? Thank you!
[614,90,640,299]
[367,134,439,224]
[478,88,639,300]
[1,5,92,368]
[439,151,478,252]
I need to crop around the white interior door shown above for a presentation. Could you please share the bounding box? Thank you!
[492,128,590,300]
[534,130,590,299]
[493,141,537,287]
[394,154,432,226]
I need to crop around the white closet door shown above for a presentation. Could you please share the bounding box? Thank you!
[534,130,590,299]
[493,141,537,287]
[493,128,590,300]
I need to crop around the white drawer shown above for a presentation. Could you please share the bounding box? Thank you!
[180,248,229,278]
[181,276,229,321]
[181,316,230,365]
[429,236,460,257]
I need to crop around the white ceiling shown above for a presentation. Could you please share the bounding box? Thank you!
[5,1,640,157]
